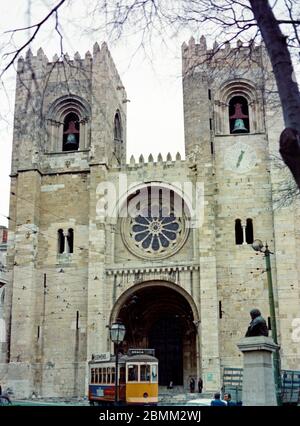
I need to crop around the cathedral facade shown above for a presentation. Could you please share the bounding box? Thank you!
[1,38,300,398]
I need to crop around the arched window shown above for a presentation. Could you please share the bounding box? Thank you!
[47,95,91,153]
[214,80,263,135]
[113,110,123,163]
[114,111,122,142]
[58,229,74,254]
[66,229,74,254]
[235,219,243,245]
[58,229,65,254]
[63,112,80,151]
[229,96,250,134]
[246,218,254,244]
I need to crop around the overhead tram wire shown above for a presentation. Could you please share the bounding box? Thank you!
[1,253,268,290]
[2,271,272,314]
[4,191,267,262]
[2,201,278,317]
[10,269,270,322]
[8,191,203,259]
[5,253,269,302]
[7,265,272,325]
[0,211,268,283]
[2,191,269,266]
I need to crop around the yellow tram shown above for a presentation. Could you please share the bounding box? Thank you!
[88,349,159,406]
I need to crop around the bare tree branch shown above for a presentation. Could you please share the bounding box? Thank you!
[277,20,300,24]
[1,0,300,193]
[0,0,66,77]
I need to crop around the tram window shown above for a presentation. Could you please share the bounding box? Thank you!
[103,368,107,384]
[95,368,99,384]
[140,364,151,382]
[111,367,115,384]
[120,367,126,384]
[128,365,138,382]
[151,365,158,383]
[99,368,102,384]
[107,367,111,384]
[91,368,95,384]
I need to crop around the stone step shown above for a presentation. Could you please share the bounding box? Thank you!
[158,389,213,404]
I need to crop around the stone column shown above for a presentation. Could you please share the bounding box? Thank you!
[237,336,279,406]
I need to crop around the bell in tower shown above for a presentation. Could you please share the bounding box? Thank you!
[63,114,80,151]
[229,97,249,134]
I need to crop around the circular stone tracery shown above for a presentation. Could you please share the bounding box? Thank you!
[121,196,189,260]
[132,211,180,252]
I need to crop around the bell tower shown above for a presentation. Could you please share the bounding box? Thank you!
[5,42,128,397]
[11,41,127,174]
[180,36,297,385]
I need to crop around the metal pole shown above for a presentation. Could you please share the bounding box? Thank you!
[115,343,119,406]
[265,244,282,406]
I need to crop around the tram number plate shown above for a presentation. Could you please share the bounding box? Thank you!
[96,389,104,396]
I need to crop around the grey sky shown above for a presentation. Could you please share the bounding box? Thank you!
[0,1,190,226]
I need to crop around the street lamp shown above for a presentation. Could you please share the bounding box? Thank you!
[252,239,282,405]
[110,321,126,406]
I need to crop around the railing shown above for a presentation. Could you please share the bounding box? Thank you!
[222,367,243,403]
[222,367,300,405]
[281,370,300,405]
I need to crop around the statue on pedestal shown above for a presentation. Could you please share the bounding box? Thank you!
[245,309,269,337]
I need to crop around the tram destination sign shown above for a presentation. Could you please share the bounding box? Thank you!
[92,352,111,362]
[128,348,155,356]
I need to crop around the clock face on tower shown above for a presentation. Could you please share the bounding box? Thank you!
[224,142,257,174]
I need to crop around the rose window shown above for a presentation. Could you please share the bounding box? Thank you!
[121,189,189,259]
[127,205,184,256]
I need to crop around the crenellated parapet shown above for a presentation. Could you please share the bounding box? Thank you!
[106,152,187,171]
[182,35,263,75]
[16,42,125,95]
[116,152,185,170]
[17,47,90,80]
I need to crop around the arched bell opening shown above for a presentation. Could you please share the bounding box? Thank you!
[229,95,250,134]
[46,95,91,152]
[63,112,80,151]
[111,281,199,387]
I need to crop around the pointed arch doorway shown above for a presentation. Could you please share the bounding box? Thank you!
[110,281,199,387]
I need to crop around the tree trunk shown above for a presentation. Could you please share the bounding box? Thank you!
[249,0,300,188]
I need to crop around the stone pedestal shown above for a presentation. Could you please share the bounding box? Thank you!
[237,336,279,406]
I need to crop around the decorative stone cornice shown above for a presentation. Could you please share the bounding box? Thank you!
[105,263,200,276]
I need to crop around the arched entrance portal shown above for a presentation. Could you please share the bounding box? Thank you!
[111,282,199,387]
